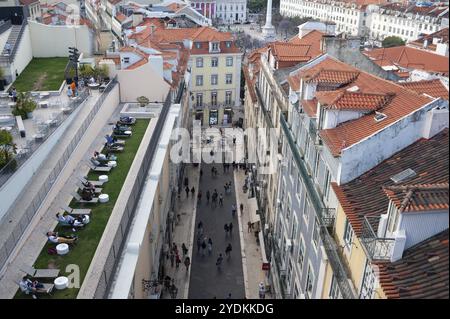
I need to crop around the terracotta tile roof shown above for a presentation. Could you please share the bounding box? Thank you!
[400,79,449,101]
[19,0,39,5]
[364,46,449,75]
[166,2,186,11]
[119,46,150,59]
[108,0,122,4]
[376,229,449,299]
[332,128,449,236]
[301,99,318,118]
[288,30,324,57]
[383,183,449,213]
[305,58,432,156]
[287,74,301,92]
[303,69,360,85]
[409,28,449,51]
[316,91,395,111]
[270,43,315,62]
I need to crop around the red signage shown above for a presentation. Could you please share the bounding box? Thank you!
[262,263,270,271]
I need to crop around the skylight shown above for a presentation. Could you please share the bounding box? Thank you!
[374,112,387,122]
[390,168,417,184]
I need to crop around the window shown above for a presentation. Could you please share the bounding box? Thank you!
[298,237,305,271]
[329,275,342,299]
[195,42,201,49]
[196,93,203,107]
[226,74,232,84]
[225,41,231,48]
[226,57,233,67]
[196,57,203,68]
[211,57,218,67]
[225,91,232,105]
[312,219,320,249]
[211,91,217,106]
[360,260,376,299]
[123,57,130,63]
[211,74,218,85]
[387,201,399,235]
[343,218,354,250]
[305,264,315,298]
[211,42,219,52]
[196,75,203,86]
[303,195,310,225]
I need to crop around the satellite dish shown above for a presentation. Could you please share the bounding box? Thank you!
[289,92,298,104]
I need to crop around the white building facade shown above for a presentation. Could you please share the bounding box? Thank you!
[188,0,247,24]
[279,0,449,42]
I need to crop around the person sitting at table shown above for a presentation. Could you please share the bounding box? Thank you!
[46,231,77,244]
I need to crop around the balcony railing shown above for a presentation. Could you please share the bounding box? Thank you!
[280,113,356,299]
[361,216,395,261]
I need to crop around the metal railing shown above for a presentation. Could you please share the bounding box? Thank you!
[0,20,27,64]
[280,113,356,299]
[0,91,89,186]
[0,79,117,271]
[360,216,395,261]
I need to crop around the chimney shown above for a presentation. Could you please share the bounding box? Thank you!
[390,229,406,262]
[422,102,449,139]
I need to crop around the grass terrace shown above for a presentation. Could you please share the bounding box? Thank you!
[15,119,150,299]
[12,58,68,92]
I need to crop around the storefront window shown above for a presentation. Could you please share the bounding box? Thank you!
[209,109,218,125]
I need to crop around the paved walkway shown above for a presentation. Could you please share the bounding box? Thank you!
[0,88,121,298]
[161,164,199,299]
[188,162,245,299]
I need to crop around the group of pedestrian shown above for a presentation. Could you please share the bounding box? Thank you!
[169,242,190,273]
[224,222,233,237]
[197,234,213,257]
[224,182,232,195]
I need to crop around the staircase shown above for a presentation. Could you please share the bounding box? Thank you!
[1,23,25,61]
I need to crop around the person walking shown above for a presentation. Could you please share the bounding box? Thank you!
[228,222,233,236]
[225,243,232,259]
[200,169,203,180]
[201,240,207,257]
[216,254,223,270]
[191,186,195,197]
[240,203,244,215]
[196,236,202,253]
[197,221,203,237]
[231,204,236,217]
[185,186,190,198]
[233,136,236,145]
[224,223,229,237]
[247,221,253,233]
[197,190,202,204]
[259,282,266,299]
[206,190,210,204]
[182,243,188,257]
[175,253,181,269]
[211,166,215,177]
[207,238,213,256]
[169,251,175,267]
[172,243,178,256]
[184,177,189,188]
[184,257,191,272]
[219,194,223,206]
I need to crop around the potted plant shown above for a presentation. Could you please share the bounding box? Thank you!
[12,92,37,119]
[0,130,17,171]
[137,96,150,107]
[0,67,5,91]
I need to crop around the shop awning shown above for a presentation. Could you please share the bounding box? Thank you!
[248,197,260,225]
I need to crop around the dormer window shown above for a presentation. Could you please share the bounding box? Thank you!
[195,42,201,49]
[225,41,231,48]
[210,42,220,52]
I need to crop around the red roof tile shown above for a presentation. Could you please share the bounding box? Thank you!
[376,229,449,299]
[332,128,449,236]
[364,46,449,75]
[301,99,318,118]
[316,91,395,111]
[383,183,449,213]
[400,79,449,101]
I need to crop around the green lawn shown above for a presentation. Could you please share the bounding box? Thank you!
[12,58,68,92]
[15,120,149,299]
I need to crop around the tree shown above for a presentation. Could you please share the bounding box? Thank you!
[279,19,290,39]
[382,36,405,48]
[0,130,16,170]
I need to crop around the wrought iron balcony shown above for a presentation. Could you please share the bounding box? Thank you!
[360,216,395,261]
[321,208,336,229]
